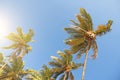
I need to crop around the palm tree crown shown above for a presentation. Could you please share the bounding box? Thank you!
[49,50,83,80]
[3,27,34,58]
[0,54,27,80]
[64,8,113,59]
[26,65,54,80]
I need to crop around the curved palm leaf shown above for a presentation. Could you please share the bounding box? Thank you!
[95,20,113,36]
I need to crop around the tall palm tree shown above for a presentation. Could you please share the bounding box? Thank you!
[26,65,55,80]
[49,50,83,80]
[0,54,27,80]
[64,8,113,80]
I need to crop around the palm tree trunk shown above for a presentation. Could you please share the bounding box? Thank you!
[82,49,88,80]
[64,72,69,80]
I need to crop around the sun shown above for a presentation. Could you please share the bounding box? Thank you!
[0,13,13,42]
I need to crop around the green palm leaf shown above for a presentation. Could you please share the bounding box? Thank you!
[95,20,113,36]
[26,69,42,80]
[80,8,93,30]
[91,41,98,59]
[64,37,85,46]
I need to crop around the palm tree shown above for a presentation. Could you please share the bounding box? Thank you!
[0,27,34,74]
[49,50,83,80]
[3,27,34,58]
[26,65,55,80]
[64,8,113,80]
[0,54,27,80]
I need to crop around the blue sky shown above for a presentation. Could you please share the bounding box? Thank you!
[0,0,120,80]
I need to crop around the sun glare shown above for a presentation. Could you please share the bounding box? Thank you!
[0,13,13,42]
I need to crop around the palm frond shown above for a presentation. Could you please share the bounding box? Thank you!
[2,64,11,74]
[71,62,83,70]
[17,27,24,37]
[70,20,80,27]
[7,32,23,43]
[40,65,54,80]
[52,67,64,73]
[64,28,83,38]
[70,41,87,54]
[80,8,93,31]
[91,41,98,59]
[23,28,34,43]
[10,56,24,72]
[2,43,18,49]
[50,56,62,65]
[26,69,41,80]
[50,51,73,66]
[95,20,113,36]
[48,61,62,67]
[64,37,85,46]
[76,14,88,31]
[58,51,72,65]
[57,50,65,59]
[75,8,93,31]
